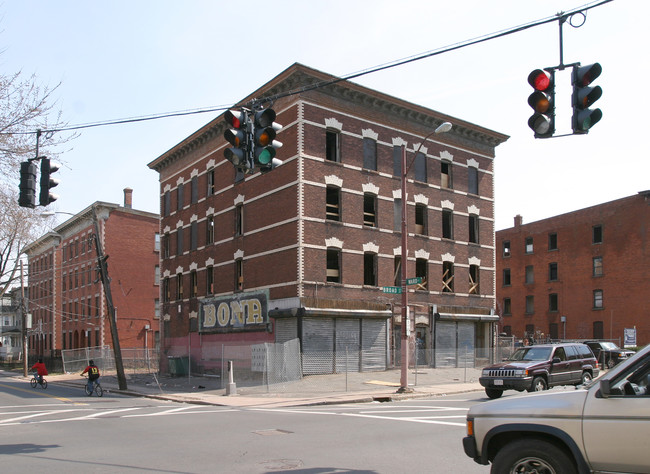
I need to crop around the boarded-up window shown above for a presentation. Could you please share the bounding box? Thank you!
[326,186,340,221]
[363,193,376,227]
[327,248,341,283]
[326,130,340,162]
[364,253,377,286]
[468,166,478,195]
[363,137,377,171]
[414,152,426,182]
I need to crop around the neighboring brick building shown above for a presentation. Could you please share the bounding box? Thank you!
[496,191,650,346]
[148,63,508,373]
[23,189,160,360]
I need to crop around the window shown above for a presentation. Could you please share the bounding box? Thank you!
[503,298,512,315]
[154,265,160,286]
[363,253,377,286]
[393,256,401,286]
[414,151,426,182]
[163,233,170,259]
[177,183,184,211]
[503,268,511,286]
[525,295,534,314]
[191,175,198,204]
[442,209,453,239]
[441,161,452,189]
[190,270,198,298]
[548,233,558,250]
[207,168,215,196]
[549,293,558,312]
[468,166,478,195]
[525,265,534,284]
[415,204,427,235]
[593,289,603,309]
[326,186,341,221]
[469,215,479,244]
[442,261,454,293]
[326,129,340,162]
[362,137,377,171]
[503,325,512,336]
[235,204,243,236]
[525,237,534,254]
[363,193,377,227]
[469,265,480,295]
[503,240,511,257]
[593,256,603,277]
[190,221,198,251]
[326,248,341,283]
[176,228,183,256]
[525,324,535,339]
[549,323,558,340]
[593,321,604,339]
[392,145,402,177]
[415,258,428,290]
[393,199,402,231]
[548,262,558,281]
[154,232,160,251]
[593,225,603,244]
[164,191,171,216]
[206,216,215,244]
[235,259,244,291]
[206,266,214,295]
[176,273,183,300]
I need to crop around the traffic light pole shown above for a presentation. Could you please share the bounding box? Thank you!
[91,206,128,390]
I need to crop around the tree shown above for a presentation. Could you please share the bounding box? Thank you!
[0,69,74,297]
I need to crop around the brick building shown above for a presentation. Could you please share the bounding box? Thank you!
[496,191,650,346]
[148,63,508,373]
[23,189,160,360]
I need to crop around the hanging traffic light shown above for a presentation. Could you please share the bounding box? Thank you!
[527,69,555,138]
[252,108,283,170]
[572,63,602,134]
[18,160,38,208]
[223,109,250,170]
[39,157,60,206]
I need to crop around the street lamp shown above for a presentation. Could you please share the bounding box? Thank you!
[398,122,452,393]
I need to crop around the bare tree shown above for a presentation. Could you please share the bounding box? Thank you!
[0,68,74,296]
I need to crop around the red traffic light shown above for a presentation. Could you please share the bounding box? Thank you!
[528,69,552,92]
[225,110,245,129]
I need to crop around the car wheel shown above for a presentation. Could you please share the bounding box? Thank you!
[528,376,547,392]
[491,439,577,474]
[606,358,616,369]
[581,372,592,385]
[485,388,503,399]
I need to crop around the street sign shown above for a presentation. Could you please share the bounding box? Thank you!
[405,277,422,286]
[382,286,402,294]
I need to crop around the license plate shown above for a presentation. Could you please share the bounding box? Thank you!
[494,379,503,386]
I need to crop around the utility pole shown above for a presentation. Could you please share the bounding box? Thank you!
[91,206,127,390]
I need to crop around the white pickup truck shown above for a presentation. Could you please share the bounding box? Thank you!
[463,344,650,474]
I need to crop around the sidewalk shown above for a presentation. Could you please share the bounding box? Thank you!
[39,367,484,408]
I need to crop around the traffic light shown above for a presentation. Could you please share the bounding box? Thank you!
[252,108,283,170]
[527,69,555,138]
[571,63,602,134]
[39,157,60,206]
[223,109,250,170]
[18,160,38,208]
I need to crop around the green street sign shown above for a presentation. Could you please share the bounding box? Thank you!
[405,277,422,286]
[382,286,402,294]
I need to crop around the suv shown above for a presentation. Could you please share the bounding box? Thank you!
[584,340,635,369]
[463,344,650,473]
[479,343,598,399]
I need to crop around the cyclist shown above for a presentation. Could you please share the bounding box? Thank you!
[31,358,48,385]
[81,360,101,394]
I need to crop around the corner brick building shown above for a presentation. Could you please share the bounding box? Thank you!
[23,189,160,360]
[496,191,650,346]
[148,63,508,373]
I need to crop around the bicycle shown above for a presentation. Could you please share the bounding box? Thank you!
[82,375,103,397]
[30,373,48,389]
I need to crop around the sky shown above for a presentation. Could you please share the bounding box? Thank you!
[1,0,647,231]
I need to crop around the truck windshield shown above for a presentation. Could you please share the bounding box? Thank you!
[509,347,552,361]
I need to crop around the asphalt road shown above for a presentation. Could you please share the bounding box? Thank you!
[0,372,490,473]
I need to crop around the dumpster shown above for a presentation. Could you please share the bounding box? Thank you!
[167,356,189,376]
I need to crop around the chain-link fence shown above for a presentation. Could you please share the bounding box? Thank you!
[61,346,159,375]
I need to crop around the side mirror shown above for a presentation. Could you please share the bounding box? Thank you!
[600,379,611,398]
[552,357,561,364]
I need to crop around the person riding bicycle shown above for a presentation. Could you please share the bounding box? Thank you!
[31,358,48,385]
[81,360,101,393]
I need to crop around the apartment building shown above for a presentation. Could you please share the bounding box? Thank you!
[148,63,508,373]
[496,191,650,345]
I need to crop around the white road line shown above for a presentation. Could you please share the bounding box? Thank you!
[340,412,466,426]
[359,407,468,414]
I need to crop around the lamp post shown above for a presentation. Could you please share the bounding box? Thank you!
[398,122,452,393]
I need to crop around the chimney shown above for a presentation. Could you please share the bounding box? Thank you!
[514,214,523,228]
[124,187,133,209]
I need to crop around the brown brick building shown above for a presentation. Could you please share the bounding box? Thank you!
[496,191,650,346]
[23,189,160,360]
[148,63,508,373]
